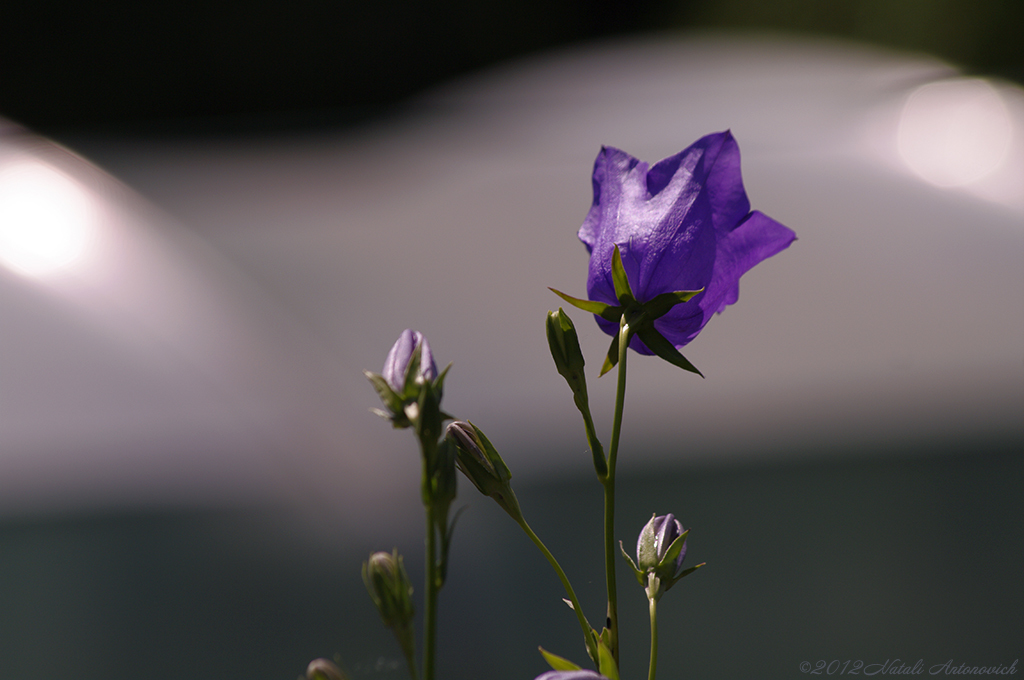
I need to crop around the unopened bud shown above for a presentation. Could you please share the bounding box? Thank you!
[446,421,522,522]
[622,513,703,601]
[306,658,347,680]
[362,550,415,629]
[546,308,588,397]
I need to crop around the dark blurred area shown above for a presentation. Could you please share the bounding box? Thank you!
[2,439,1020,679]
[1,0,1021,135]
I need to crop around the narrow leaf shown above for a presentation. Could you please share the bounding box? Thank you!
[597,639,620,680]
[658,529,689,571]
[643,288,705,320]
[365,371,404,412]
[620,540,646,586]
[666,561,706,591]
[610,245,636,307]
[548,288,619,321]
[539,647,582,672]
[635,327,704,377]
[599,335,619,377]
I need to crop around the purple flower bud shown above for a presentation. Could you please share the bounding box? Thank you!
[306,658,347,680]
[535,672,609,680]
[382,329,436,392]
[579,132,795,354]
[637,513,686,574]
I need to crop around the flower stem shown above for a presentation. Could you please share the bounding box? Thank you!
[398,623,419,680]
[603,317,632,664]
[517,517,600,665]
[423,503,439,680]
[574,393,608,479]
[648,596,659,680]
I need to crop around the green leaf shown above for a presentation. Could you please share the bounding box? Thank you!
[667,561,706,589]
[658,529,689,572]
[643,288,704,320]
[539,647,582,671]
[364,371,404,413]
[432,362,453,397]
[599,334,619,377]
[549,288,622,323]
[610,245,636,307]
[635,327,704,377]
[597,638,620,680]
[620,540,645,586]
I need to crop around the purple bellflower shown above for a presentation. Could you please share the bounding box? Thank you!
[554,131,795,375]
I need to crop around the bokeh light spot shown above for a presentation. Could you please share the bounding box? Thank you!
[897,78,1013,188]
[0,159,95,276]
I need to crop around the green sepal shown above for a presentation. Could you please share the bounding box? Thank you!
[620,540,645,586]
[610,245,637,308]
[432,362,452,398]
[469,422,512,481]
[364,372,407,422]
[538,647,582,672]
[549,288,622,323]
[643,288,704,320]
[401,343,425,395]
[635,326,703,377]
[667,561,706,589]
[597,637,620,680]
[599,333,619,377]
[658,529,689,574]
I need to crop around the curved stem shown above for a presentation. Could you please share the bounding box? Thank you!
[517,517,600,664]
[648,596,659,680]
[423,505,438,680]
[603,318,632,664]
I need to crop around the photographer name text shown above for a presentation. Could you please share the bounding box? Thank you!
[799,660,1018,676]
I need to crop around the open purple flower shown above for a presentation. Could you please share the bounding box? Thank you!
[557,131,795,374]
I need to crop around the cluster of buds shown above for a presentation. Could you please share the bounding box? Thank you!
[622,514,704,602]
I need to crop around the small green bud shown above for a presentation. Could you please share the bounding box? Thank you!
[446,421,522,522]
[362,550,415,629]
[546,308,588,396]
[306,658,347,680]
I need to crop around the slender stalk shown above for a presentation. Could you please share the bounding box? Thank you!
[648,596,659,680]
[398,623,419,680]
[422,505,438,680]
[575,393,607,479]
[603,317,633,663]
[517,517,600,664]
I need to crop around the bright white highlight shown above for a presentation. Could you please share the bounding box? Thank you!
[897,79,1013,188]
[0,159,95,276]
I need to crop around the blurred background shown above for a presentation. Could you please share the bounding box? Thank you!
[1,1,1022,679]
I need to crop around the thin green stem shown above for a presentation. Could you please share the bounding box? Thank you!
[517,517,600,664]
[398,623,419,680]
[575,393,607,479]
[648,596,659,680]
[423,505,438,680]
[603,318,632,664]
